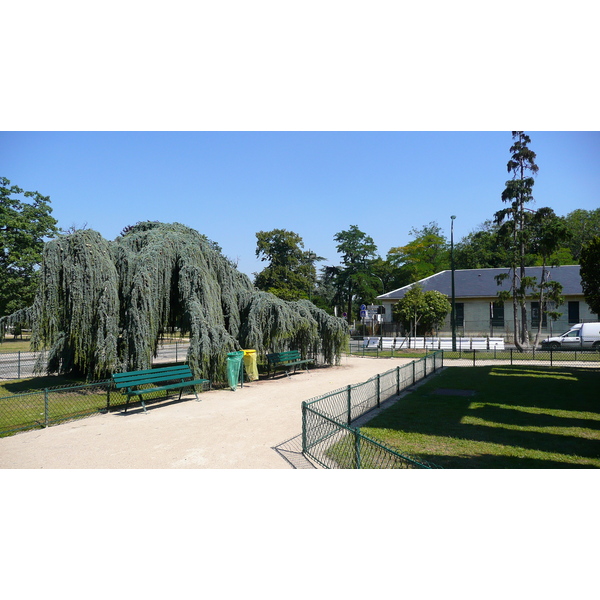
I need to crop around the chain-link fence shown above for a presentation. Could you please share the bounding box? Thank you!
[301,352,443,469]
[442,348,600,368]
[0,377,210,437]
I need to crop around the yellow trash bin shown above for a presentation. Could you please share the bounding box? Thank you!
[242,349,259,381]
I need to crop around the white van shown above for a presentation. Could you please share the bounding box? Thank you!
[541,323,600,350]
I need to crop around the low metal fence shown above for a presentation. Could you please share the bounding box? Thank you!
[442,348,600,367]
[347,343,600,368]
[301,352,443,469]
[0,378,210,437]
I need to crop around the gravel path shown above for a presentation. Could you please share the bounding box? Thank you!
[0,356,415,469]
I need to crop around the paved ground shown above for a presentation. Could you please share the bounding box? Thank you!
[0,356,415,469]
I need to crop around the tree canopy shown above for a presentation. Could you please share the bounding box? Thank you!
[388,222,449,282]
[1,222,348,380]
[392,285,450,336]
[0,177,59,324]
[580,236,600,316]
[253,229,322,301]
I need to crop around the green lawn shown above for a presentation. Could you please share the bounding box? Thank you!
[0,375,113,436]
[0,337,32,353]
[361,365,600,468]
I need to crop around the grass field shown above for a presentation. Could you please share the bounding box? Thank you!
[361,365,600,468]
[0,375,113,436]
[0,337,32,353]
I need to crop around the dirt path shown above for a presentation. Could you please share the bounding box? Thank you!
[0,356,414,469]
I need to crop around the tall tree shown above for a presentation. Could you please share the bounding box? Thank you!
[580,236,600,317]
[333,225,378,323]
[387,222,449,283]
[254,229,322,301]
[528,207,570,347]
[0,178,59,329]
[453,220,511,269]
[495,132,539,350]
[563,208,600,261]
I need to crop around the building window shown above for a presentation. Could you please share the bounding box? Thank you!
[568,301,580,323]
[531,302,547,327]
[455,303,464,327]
[490,301,504,326]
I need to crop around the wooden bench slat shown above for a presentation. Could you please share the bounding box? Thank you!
[266,351,313,378]
[113,372,192,388]
[111,365,209,413]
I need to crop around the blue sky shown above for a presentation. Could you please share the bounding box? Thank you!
[2,131,599,279]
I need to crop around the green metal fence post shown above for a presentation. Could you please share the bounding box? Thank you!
[550,349,553,367]
[377,374,381,407]
[510,348,513,366]
[412,360,416,385]
[347,385,352,426]
[473,350,476,367]
[18,351,21,379]
[301,402,307,452]
[44,388,49,427]
[396,366,400,395]
[354,428,361,469]
[106,384,111,411]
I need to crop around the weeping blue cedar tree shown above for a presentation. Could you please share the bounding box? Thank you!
[2,222,348,380]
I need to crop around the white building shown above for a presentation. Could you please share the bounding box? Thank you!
[376,265,596,341]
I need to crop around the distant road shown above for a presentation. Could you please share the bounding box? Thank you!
[0,343,190,380]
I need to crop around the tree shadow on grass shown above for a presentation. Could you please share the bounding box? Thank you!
[364,366,600,467]
[418,453,595,469]
[469,403,600,431]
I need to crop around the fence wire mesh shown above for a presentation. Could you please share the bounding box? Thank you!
[0,378,210,437]
[302,352,443,469]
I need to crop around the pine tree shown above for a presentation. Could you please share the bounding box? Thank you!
[495,132,539,350]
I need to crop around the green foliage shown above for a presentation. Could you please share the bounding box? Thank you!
[580,236,600,316]
[387,222,449,283]
[453,220,511,269]
[2,222,348,381]
[332,225,379,320]
[392,285,451,335]
[254,229,322,301]
[0,177,59,324]
[563,208,600,261]
[495,132,540,349]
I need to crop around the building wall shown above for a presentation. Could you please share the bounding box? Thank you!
[380,296,597,341]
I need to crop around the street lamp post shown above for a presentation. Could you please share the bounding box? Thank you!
[451,215,457,352]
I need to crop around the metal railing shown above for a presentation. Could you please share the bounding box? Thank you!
[442,348,600,367]
[301,352,443,469]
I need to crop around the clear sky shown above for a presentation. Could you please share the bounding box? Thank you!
[1,131,599,279]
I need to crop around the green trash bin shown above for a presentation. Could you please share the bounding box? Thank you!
[226,351,244,391]
[242,349,258,382]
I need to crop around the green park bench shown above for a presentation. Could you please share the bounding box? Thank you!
[112,365,210,414]
[266,350,313,378]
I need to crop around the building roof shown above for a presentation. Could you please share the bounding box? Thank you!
[377,265,583,301]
